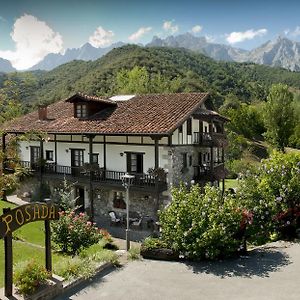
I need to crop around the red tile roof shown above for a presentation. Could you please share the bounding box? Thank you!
[66,93,117,105]
[3,93,209,135]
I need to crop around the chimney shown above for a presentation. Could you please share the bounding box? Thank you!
[38,105,48,120]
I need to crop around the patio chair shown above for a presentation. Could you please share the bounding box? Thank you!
[108,211,121,226]
[131,217,143,229]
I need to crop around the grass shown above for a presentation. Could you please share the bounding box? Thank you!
[0,200,118,288]
[225,179,239,190]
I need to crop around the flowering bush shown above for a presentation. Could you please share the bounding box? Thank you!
[14,260,50,295]
[236,150,300,242]
[159,185,244,260]
[51,210,103,254]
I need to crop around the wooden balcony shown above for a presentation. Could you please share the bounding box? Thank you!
[193,162,226,181]
[193,132,227,147]
[19,161,167,192]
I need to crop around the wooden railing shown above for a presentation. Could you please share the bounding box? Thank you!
[19,161,164,188]
[193,162,225,180]
[193,132,226,146]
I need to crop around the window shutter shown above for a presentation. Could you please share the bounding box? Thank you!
[126,153,131,173]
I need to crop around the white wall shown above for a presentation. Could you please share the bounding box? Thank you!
[18,138,169,174]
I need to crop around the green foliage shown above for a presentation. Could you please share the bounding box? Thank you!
[222,103,265,139]
[51,210,101,254]
[53,179,78,210]
[114,66,181,94]
[236,151,300,243]
[14,260,50,295]
[159,185,243,260]
[141,237,169,250]
[128,246,141,260]
[3,45,300,111]
[54,256,95,280]
[264,84,295,151]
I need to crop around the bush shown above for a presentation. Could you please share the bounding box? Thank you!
[51,210,102,254]
[236,151,300,243]
[159,185,244,260]
[54,257,95,280]
[128,246,141,260]
[141,237,169,251]
[14,260,50,295]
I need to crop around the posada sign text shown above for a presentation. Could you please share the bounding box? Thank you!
[0,202,59,238]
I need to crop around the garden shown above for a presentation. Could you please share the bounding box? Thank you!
[141,151,300,261]
[0,200,119,296]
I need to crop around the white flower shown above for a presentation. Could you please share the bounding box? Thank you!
[276,196,282,202]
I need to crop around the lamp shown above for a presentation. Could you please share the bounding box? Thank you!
[121,173,135,251]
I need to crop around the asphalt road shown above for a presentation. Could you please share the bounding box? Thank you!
[55,241,300,300]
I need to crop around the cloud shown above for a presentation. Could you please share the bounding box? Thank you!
[128,27,152,41]
[0,14,63,70]
[192,25,202,34]
[205,34,216,43]
[89,26,114,48]
[289,26,300,37]
[163,20,179,34]
[226,28,267,44]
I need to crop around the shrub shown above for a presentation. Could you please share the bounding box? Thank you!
[128,246,141,260]
[159,185,244,260]
[236,151,300,243]
[51,210,102,254]
[14,260,50,295]
[141,237,169,250]
[54,257,95,280]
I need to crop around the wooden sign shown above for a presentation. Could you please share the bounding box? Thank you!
[0,202,59,238]
[0,202,59,297]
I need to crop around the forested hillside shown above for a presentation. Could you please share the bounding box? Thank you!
[1,45,300,111]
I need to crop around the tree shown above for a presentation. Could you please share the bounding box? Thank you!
[114,66,182,94]
[264,84,295,151]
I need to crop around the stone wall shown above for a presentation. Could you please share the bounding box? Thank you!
[166,145,196,188]
[93,187,159,219]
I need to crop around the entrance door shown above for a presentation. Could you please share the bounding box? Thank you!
[71,149,84,176]
[30,146,40,170]
[75,187,85,212]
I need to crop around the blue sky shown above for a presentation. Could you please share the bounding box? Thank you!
[1,0,300,69]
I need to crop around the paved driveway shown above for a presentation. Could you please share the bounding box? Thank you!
[55,241,300,300]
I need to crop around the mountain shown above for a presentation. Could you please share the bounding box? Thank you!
[148,33,300,72]
[6,45,300,109]
[147,33,247,61]
[244,36,300,71]
[0,58,15,73]
[30,42,126,71]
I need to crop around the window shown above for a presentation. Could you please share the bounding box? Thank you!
[46,150,53,161]
[91,153,99,164]
[187,118,192,135]
[113,191,126,209]
[76,104,87,118]
[178,125,183,133]
[126,152,143,173]
[189,155,193,167]
[182,153,187,169]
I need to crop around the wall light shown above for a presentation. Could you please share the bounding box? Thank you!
[65,149,69,153]
[120,152,124,157]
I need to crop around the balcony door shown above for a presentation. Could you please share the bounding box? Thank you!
[30,146,40,170]
[71,149,84,176]
[126,152,143,174]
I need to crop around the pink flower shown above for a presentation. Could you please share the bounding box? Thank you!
[86,221,92,226]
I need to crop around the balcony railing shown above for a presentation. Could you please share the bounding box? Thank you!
[19,161,166,189]
[193,162,225,181]
[193,132,226,146]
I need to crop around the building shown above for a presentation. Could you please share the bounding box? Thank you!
[2,92,228,221]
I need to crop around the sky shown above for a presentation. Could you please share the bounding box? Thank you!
[1,0,300,70]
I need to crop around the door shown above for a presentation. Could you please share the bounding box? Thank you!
[30,146,40,170]
[75,187,85,212]
[71,149,84,176]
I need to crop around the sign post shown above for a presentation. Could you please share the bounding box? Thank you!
[0,202,59,297]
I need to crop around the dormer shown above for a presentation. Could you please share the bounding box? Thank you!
[66,93,117,119]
